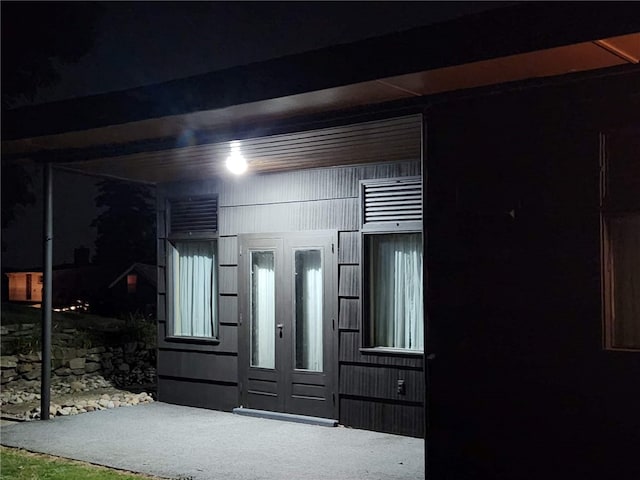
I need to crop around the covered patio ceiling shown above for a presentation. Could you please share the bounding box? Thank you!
[2,3,639,184]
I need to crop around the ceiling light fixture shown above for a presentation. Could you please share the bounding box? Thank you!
[225,140,247,175]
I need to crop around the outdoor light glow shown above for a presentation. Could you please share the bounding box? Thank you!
[226,140,248,175]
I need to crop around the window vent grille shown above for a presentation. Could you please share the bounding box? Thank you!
[169,196,218,235]
[362,177,422,226]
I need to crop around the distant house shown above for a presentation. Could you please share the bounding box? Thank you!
[5,271,43,303]
[3,255,158,317]
[107,262,157,318]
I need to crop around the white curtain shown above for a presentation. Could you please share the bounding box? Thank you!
[610,215,640,348]
[371,233,423,350]
[298,250,323,371]
[251,252,275,368]
[173,241,216,337]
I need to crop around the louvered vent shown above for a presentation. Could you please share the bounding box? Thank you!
[169,196,218,235]
[363,177,422,226]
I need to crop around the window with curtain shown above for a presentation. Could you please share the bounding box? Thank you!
[250,251,275,368]
[295,249,323,371]
[367,233,423,350]
[602,129,640,350]
[361,176,423,351]
[171,240,218,338]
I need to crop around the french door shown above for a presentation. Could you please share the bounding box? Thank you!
[238,231,337,419]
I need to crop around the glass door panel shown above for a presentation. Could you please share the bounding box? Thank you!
[250,251,275,369]
[294,249,323,372]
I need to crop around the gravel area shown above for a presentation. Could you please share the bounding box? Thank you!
[0,374,154,421]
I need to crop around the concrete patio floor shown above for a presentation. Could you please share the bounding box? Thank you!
[0,402,424,480]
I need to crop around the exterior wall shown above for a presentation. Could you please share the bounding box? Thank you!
[6,272,42,302]
[426,72,640,479]
[157,160,423,436]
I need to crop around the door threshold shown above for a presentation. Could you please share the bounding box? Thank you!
[232,408,338,427]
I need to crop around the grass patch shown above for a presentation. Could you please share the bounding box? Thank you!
[0,446,163,480]
[1,303,126,332]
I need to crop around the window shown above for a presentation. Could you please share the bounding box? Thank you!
[170,240,218,337]
[602,130,640,350]
[127,274,137,294]
[367,233,423,350]
[167,196,219,339]
[361,177,424,351]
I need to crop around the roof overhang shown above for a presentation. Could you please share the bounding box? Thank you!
[2,3,640,183]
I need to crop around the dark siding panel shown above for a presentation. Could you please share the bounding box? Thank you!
[158,378,238,411]
[340,397,424,438]
[157,294,166,321]
[219,161,420,206]
[158,265,166,294]
[219,295,238,325]
[219,236,238,265]
[158,158,423,436]
[157,238,166,267]
[339,298,360,330]
[219,198,360,235]
[340,364,423,403]
[219,266,237,295]
[218,323,238,353]
[161,178,221,198]
[158,350,237,383]
[157,321,167,339]
[339,265,360,297]
[339,331,423,368]
[157,207,167,238]
[215,325,241,351]
[158,324,237,353]
[338,231,360,264]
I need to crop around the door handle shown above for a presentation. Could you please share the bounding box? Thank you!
[277,323,284,338]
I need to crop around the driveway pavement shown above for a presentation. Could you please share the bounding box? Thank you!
[0,402,424,480]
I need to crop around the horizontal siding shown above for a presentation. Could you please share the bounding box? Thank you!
[340,397,424,438]
[158,378,238,412]
[158,350,237,383]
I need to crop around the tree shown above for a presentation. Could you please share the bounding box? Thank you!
[2,3,103,250]
[91,180,156,268]
[1,163,37,253]
[1,163,36,230]
[1,2,103,108]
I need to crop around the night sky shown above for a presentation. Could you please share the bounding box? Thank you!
[1,1,509,269]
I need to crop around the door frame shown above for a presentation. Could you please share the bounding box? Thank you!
[237,230,338,420]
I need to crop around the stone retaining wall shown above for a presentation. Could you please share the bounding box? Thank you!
[1,323,156,388]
